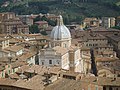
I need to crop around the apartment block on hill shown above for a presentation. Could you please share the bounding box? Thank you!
[0,12,29,34]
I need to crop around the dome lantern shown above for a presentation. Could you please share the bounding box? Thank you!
[57,15,64,26]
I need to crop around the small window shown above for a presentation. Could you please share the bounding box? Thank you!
[42,62,44,65]
[89,44,92,46]
[8,70,10,74]
[49,60,52,64]
[86,44,88,46]
[64,44,67,48]
[95,85,98,90]
[13,69,15,73]
[8,65,10,68]
[2,72,4,77]
[109,87,112,90]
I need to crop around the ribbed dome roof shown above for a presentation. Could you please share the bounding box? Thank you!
[51,15,71,40]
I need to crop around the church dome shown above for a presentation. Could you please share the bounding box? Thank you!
[51,15,71,40]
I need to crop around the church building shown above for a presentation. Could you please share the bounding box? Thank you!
[39,15,88,73]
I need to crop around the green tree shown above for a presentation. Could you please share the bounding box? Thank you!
[34,15,56,26]
[33,15,41,22]
[29,24,39,33]
[40,31,48,35]
[112,26,120,30]
[41,16,48,21]
[75,16,84,24]
[63,15,70,25]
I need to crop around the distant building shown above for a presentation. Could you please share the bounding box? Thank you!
[0,18,29,34]
[45,13,58,21]
[74,30,108,49]
[87,27,120,36]
[0,12,15,21]
[45,26,53,36]
[0,12,29,34]
[116,16,120,26]
[106,34,120,59]
[102,17,115,28]
[94,44,119,77]
[35,21,48,30]
[73,29,120,76]
[0,37,9,49]
[83,18,100,28]
[17,15,34,26]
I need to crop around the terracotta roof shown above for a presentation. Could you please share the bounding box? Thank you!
[35,21,48,25]
[16,65,30,74]
[27,65,48,75]
[45,26,53,31]
[0,49,10,54]
[0,37,7,41]
[17,25,29,28]
[48,66,61,74]
[25,75,45,89]
[17,64,61,76]
[45,78,81,90]
[13,75,45,90]
[12,75,120,90]
[17,65,48,75]
[0,78,16,85]
[93,77,120,86]
[71,39,79,44]
[13,80,30,89]
[68,45,79,51]
[0,57,17,63]
[107,34,120,42]
[60,70,80,77]
[84,17,98,22]
[3,18,21,21]
[29,34,49,40]
[0,34,8,38]
[75,31,107,40]
[29,15,38,19]
[81,47,90,51]
[95,57,118,62]
[19,52,36,61]
[95,50,115,56]
[11,61,27,68]
[9,73,20,79]
[4,45,23,52]
[9,38,24,43]
[96,44,113,48]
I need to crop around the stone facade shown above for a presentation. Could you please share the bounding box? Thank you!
[102,17,115,28]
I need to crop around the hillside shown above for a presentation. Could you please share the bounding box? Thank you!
[0,0,120,23]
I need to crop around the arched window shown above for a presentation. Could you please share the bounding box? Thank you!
[49,60,52,64]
